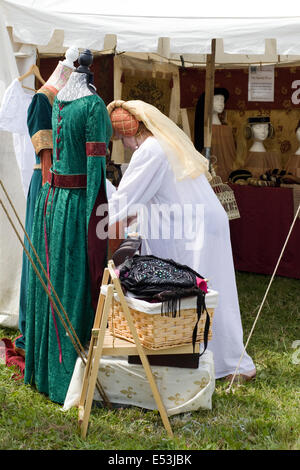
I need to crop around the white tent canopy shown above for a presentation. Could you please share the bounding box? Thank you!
[2,0,300,56]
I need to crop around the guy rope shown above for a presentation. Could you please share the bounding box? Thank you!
[227,200,300,392]
[0,179,110,407]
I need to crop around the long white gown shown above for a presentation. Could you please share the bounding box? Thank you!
[106,178,116,199]
[109,136,255,378]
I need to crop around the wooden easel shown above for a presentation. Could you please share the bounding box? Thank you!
[78,260,201,439]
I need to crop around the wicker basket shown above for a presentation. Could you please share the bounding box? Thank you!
[108,299,214,350]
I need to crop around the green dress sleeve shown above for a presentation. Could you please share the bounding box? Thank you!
[27,92,53,160]
[85,96,112,310]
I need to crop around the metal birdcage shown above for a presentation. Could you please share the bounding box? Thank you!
[209,156,240,221]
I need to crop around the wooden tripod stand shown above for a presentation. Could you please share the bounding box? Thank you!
[78,260,176,439]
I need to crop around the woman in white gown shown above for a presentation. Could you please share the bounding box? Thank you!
[107,100,256,380]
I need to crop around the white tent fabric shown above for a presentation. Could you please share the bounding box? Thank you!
[3,1,300,55]
[0,11,26,329]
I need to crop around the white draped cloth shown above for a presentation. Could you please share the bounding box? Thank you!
[108,137,255,379]
[64,286,217,412]
[0,78,35,198]
[106,178,116,199]
[64,350,215,414]
[0,61,27,327]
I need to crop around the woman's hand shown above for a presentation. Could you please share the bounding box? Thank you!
[108,215,137,256]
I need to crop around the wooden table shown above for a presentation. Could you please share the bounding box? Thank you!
[229,184,300,279]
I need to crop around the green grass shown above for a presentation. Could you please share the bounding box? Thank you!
[0,271,299,450]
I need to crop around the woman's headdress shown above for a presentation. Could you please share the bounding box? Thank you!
[110,107,139,137]
[107,100,211,181]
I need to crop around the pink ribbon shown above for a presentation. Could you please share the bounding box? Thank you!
[196,277,208,293]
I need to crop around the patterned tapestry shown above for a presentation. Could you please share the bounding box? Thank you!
[121,71,173,116]
[180,66,300,169]
[179,66,300,110]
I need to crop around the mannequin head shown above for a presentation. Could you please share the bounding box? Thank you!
[212,94,226,125]
[61,47,79,69]
[75,49,97,95]
[42,47,79,96]
[295,120,300,154]
[213,88,229,106]
[194,87,229,150]
[246,117,273,139]
[213,94,225,115]
[57,49,98,101]
[43,63,73,94]
[295,120,300,142]
[252,123,269,142]
[245,117,274,152]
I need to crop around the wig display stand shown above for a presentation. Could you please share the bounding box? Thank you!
[203,38,216,165]
[78,260,204,439]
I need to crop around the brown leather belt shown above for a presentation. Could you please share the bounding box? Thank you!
[47,172,87,188]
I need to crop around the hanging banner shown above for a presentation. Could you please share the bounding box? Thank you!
[248,65,275,102]
[179,66,300,110]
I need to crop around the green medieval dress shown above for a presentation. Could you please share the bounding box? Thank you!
[24,94,112,404]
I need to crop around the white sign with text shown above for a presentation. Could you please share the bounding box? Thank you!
[248,65,275,102]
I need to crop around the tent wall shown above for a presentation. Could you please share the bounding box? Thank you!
[0,18,27,329]
[3,1,300,55]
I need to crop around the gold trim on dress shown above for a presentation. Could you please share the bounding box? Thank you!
[31,129,53,155]
[37,86,56,107]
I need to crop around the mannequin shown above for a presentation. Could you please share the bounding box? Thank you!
[57,49,95,101]
[212,94,225,125]
[24,50,112,405]
[285,120,300,177]
[244,117,280,177]
[15,47,78,355]
[31,46,79,185]
[194,88,236,182]
[249,123,268,152]
[41,47,79,103]
[296,126,300,155]
[58,51,120,189]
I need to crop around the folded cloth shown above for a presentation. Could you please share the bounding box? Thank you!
[119,254,210,354]
[0,337,25,380]
[112,236,142,268]
[228,169,252,184]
